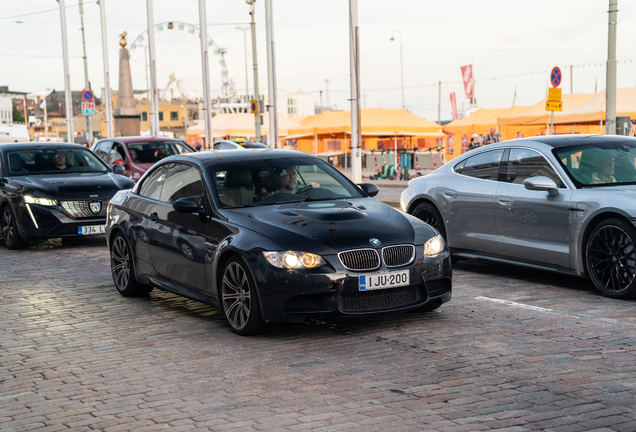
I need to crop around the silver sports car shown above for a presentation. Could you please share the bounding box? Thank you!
[401,135,636,299]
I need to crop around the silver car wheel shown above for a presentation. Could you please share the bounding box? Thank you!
[588,225,636,294]
[222,262,251,331]
[111,236,131,291]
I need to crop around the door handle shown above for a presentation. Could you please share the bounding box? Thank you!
[497,197,513,206]
[443,190,457,199]
[148,212,159,221]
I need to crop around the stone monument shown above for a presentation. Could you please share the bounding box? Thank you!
[113,32,140,136]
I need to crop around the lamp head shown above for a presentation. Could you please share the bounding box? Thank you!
[390,37,395,41]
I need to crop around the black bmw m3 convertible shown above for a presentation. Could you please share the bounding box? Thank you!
[106,149,452,335]
[0,143,135,249]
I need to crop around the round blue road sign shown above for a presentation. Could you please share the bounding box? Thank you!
[550,67,562,88]
[82,89,94,102]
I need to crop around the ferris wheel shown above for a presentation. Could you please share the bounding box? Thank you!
[128,21,231,100]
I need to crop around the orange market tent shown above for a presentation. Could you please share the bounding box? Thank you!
[286,108,445,156]
[443,106,529,159]
[497,93,595,140]
[553,88,636,126]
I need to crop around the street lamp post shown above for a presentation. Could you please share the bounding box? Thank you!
[390,30,404,110]
[58,0,74,143]
[236,26,250,112]
[181,104,188,143]
[265,0,279,149]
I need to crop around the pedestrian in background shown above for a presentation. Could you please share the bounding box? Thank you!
[483,127,501,145]
[468,133,480,151]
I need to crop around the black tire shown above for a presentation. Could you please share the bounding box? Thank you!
[411,202,446,240]
[1,205,27,250]
[221,257,266,336]
[586,218,636,299]
[110,232,153,297]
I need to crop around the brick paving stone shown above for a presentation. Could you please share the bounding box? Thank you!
[3,241,636,431]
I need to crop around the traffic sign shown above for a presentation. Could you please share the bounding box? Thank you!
[82,102,95,116]
[250,100,257,114]
[545,101,562,111]
[81,89,94,102]
[548,87,562,102]
[550,67,562,88]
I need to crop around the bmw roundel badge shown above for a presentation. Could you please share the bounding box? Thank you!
[369,238,381,246]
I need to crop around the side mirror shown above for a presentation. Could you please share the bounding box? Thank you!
[358,182,379,198]
[524,176,559,196]
[111,164,125,175]
[173,196,204,213]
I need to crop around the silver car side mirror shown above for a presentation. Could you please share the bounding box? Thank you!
[524,176,559,196]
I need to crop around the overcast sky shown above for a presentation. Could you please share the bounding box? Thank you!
[1,0,635,120]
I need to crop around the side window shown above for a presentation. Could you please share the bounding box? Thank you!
[460,150,504,181]
[216,142,236,150]
[138,165,167,200]
[453,159,466,173]
[160,163,205,204]
[507,148,564,187]
[94,142,111,163]
[110,143,126,165]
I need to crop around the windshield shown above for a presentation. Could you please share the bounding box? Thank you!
[126,141,194,164]
[5,148,109,176]
[555,141,636,187]
[209,157,364,208]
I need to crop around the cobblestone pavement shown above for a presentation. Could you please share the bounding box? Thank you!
[2,238,636,431]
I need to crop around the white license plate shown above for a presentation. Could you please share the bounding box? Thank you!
[78,225,105,235]
[359,270,410,291]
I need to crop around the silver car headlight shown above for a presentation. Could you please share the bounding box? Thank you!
[423,234,445,257]
[263,251,327,269]
[24,195,57,206]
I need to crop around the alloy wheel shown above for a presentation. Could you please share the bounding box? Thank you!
[587,225,636,295]
[2,207,14,245]
[415,207,440,231]
[222,262,251,331]
[111,236,131,291]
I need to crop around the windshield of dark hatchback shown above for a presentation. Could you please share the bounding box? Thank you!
[5,148,109,176]
[209,157,364,208]
[555,141,636,187]
[123,141,194,164]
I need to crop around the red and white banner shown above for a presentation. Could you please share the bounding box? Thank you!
[450,92,458,121]
[460,64,475,100]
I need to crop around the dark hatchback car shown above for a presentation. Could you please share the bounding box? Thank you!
[0,143,135,249]
[106,150,452,335]
[91,137,196,182]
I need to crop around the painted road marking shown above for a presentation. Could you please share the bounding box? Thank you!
[475,296,553,312]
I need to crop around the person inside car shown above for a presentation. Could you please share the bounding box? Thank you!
[265,165,320,197]
[53,151,71,170]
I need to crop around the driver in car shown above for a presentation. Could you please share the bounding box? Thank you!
[266,165,320,197]
[53,151,71,170]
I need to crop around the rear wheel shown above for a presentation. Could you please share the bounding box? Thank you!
[110,233,153,296]
[221,257,266,336]
[586,218,636,299]
[1,205,27,250]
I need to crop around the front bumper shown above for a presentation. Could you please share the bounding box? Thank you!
[17,202,106,240]
[246,248,452,324]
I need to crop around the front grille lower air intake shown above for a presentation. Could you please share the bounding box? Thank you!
[338,248,380,271]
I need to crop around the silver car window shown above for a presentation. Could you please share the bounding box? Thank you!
[458,149,504,181]
[506,148,565,188]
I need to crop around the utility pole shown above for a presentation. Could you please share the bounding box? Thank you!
[44,96,49,138]
[265,0,279,148]
[390,30,404,109]
[58,0,73,142]
[144,46,151,133]
[236,26,250,109]
[99,0,114,138]
[198,0,213,148]
[570,65,573,94]
[325,79,330,108]
[78,0,93,143]
[349,0,362,183]
[438,81,441,125]
[606,0,618,135]
[146,0,160,137]
[248,0,262,142]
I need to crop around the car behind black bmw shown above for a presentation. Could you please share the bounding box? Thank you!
[0,143,135,249]
[106,149,452,335]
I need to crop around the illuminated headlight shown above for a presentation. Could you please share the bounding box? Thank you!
[263,251,327,269]
[423,234,445,257]
[24,195,57,206]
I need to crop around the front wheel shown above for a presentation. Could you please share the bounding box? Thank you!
[1,205,27,250]
[221,257,266,336]
[586,218,636,299]
[110,233,153,297]
[412,202,446,240]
